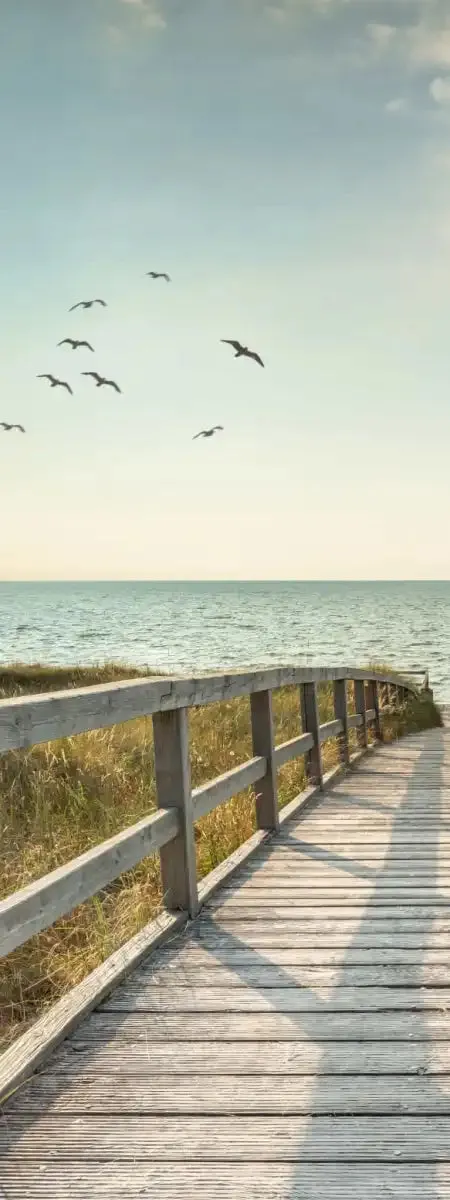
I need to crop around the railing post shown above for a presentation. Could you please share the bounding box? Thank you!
[367,679,382,742]
[300,681,323,788]
[250,689,279,831]
[153,708,198,918]
[333,678,349,766]
[354,678,368,749]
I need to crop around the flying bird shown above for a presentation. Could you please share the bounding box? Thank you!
[69,299,107,311]
[1,423,25,432]
[58,338,94,351]
[82,371,121,393]
[37,374,73,394]
[193,426,223,440]
[221,339,264,368]
[146,272,171,281]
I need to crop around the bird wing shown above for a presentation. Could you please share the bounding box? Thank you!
[82,371,99,380]
[193,431,206,439]
[0,423,9,429]
[246,349,264,367]
[221,339,242,352]
[163,274,171,281]
[213,426,224,431]
[37,374,52,381]
[80,341,94,351]
[107,380,121,393]
[69,303,83,311]
[60,381,73,393]
[95,299,107,306]
[58,339,72,346]
[17,425,25,432]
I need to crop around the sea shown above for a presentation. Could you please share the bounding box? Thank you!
[0,580,448,698]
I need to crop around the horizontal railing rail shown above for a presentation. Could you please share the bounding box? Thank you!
[0,666,421,957]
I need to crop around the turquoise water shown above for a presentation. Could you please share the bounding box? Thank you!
[0,580,447,696]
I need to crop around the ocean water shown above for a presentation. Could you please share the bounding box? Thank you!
[0,580,448,698]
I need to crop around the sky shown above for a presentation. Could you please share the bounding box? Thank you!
[2,0,450,579]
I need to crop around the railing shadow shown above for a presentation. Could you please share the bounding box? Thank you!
[195,728,447,1196]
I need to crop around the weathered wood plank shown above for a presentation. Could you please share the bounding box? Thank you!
[192,756,267,821]
[274,732,313,767]
[3,1114,450,1161]
[333,679,349,766]
[101,985,450,1012]
[207,905,450,920]
[151,944,450,967]
[319,717,343,743]
[0,666,413,752]
[210,890,450,905]
[119,963,450,989]
[76,1010,450,1041]
[49,1038,450,1075]
[153,708,198,916]
[194,929,450,948]
[2,1163,450,1199]
[300,681,323,785]
[7,1073,450,1115]
[0,807,178,958]
[250,689,279,831]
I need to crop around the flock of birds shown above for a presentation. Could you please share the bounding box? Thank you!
[4,273,265,438]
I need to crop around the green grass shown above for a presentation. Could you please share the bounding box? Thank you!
[0,663,442,1052]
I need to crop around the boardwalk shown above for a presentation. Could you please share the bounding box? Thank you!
[2,725,450,1197]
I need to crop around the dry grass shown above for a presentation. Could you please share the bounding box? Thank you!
[0,663,441,1052]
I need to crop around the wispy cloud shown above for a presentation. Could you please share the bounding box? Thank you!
[115,0,167,33]
[430,76,450,104]
[385,96,408,114]
[367,23,397,49]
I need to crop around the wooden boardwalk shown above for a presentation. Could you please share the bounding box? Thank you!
[3,724,450,1197]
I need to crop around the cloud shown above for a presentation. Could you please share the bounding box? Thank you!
[367,23,397,49]
[407,24,450,67]
[115,0,166,32]
[430,75,450,104]
[385,97,408,113]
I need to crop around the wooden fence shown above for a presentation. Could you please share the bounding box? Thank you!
[0,665,418,958]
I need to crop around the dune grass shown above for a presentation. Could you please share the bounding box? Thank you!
[0,663,441,1052]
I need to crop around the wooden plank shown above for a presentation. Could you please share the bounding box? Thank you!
[250,689,279,831]
[274,732,313,767]
[152,944,450,967]
[348,712,363,730]
[0,910,187,1107]
[3,1114,450,1161]
[0,806,178,958]
[76,1010,450,1040]
[8,1072,450,1115]
[3,1163,450,1199]
[207,905,450,920]
[122,964,450,988]
[319,718,343,743]
[0,666,414,753]
[101,985,450,1013]
[192,756,267,821]
[333,679,349,766]
[49,1038,450,1075]
[210,889,450,905]
[353,680,367,748]
[153,708,198,916]
[301,681,323,786]
[194,930,450,948]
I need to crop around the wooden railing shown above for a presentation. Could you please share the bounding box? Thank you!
[0,666,419,957]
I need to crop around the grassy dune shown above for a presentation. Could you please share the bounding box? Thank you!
[0,663,441,1051]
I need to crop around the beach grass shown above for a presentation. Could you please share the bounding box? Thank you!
[0,663,441,1051]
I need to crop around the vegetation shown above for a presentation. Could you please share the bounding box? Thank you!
[0,663,441,1051]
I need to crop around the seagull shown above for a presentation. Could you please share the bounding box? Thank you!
[82,371,121,393]
[1,423,25,432]
[58,338,94,351]
[193,426,223,440]
[69,299,107,311]
[221,339,264,368]
[146,271,171,282]
[37,374,73,394]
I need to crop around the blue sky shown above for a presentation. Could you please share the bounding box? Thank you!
[2,0,450,579]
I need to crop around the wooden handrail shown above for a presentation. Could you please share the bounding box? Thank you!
[0,666,420,953]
